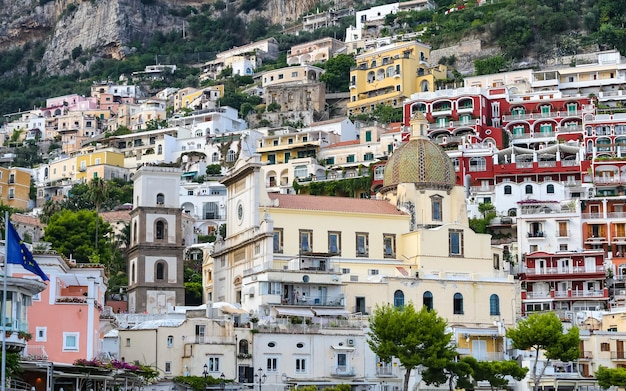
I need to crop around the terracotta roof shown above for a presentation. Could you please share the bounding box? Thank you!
[11,214,44,227]
[268,194,406,215]
[100,210,131,223]
[326,140,360,148]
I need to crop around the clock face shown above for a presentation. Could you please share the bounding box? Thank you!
[237,202,244,224]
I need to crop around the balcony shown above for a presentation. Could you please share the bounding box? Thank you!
[522,265,605,276]
[525,291,551,299]
[331,366,356,377]
[584,236,608,244]
[527,232,545,238]
[376,367,394,377]
[579,351,593,360]
[611,351,626,360]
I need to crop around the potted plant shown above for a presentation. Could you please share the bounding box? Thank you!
[18,331,32,341]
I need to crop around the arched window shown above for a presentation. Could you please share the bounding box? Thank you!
[547,184,555,194]
[453,293,464,314]
[212,152,219,162]
[367,71,375,83]
[227,150,236,162]
[239,339,249,355]
[156,193,165,205]
[371,60,377,68]
[393,290,404,308]
[525,184,533,194]
[156,262,165,280]
[490,294,500,316]
[504,185,512,195]
[376,69,385,81]
[156,220,165,240]
[386,66,394,77]
[157,144,163,154]
[423,291,433,311]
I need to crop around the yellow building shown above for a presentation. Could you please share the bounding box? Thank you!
[347,41,447,116]
[173,87,203,112]
[208,113,517,370]
[0,167,31,210]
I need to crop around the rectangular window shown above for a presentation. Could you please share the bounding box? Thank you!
[601,342,610,351]
[300,230,312,253]
[208,357,220,372]
[167,335,174,347]
[383,234,395,258]
[365,131,372,142]
[368,269,379,275]
[356,232,369,257]
[432,197,442,221]
[267,357,278,372]
[347,155,355,163]
[63,332,79,351]
[342,268,350,274]
[273,229,284,253]
[35,327,47,342]
[558,221,568,237]
[295,358,307,373]
[449,229,464,257]
[328,231,341,254]
[125,338,131,347]
[165,362,172,373]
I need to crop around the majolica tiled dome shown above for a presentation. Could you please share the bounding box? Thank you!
[382,136,455,190]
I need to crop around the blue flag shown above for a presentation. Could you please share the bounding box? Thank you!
[7,222,49,281]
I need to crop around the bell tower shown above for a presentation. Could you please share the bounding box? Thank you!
[127,165,185,314]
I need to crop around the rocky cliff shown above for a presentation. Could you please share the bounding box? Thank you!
[0,0,324,75]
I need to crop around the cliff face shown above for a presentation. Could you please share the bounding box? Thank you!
[0,0,321,75]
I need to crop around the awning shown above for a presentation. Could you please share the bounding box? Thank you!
[313,308,351,316]
[396,266,408,276]
[220,306,248,315]
[181,171,198,177]
[213,302,249,314]
[56,275,91,287]
[331,345,355,351]
[275,308,315,317]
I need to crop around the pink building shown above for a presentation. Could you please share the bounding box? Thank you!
[17,254,111,364]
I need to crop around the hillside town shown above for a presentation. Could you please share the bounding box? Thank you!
[2,2,626,391]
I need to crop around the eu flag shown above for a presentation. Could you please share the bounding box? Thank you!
[7,222,49,281]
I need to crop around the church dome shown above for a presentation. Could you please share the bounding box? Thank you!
[382,136,456,191]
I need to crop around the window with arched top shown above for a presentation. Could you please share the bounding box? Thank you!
[504,185,512,195]
[157,145,163,154]
[239,339,249,354]
[156,261,166,280]
[212,152,219,162]
[453,293,464,314]
[156,193,165,205]
[156,220,166,240]
[490,294,500,315]
[423,291,433,311]
[226,150,236,162]
[547,184,555,194]
[525,184,533,194]
[393,290,404,308]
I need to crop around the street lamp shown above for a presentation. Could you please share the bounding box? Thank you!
[202,364,208,391]
[220,373,225,391]
[254,368,267,391]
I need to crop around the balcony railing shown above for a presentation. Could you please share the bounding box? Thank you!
[579,351,593,359]
[331,366,356,376]
[522,265,605,275]
[611,351,626,360]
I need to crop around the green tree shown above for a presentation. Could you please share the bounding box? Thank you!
[368,303,456,391]
[464,357,528,391]
[506,312,580,391]
[88,177,108,250]
[43,209,113,263]
[319,54,355,92]
[596,366,626,389]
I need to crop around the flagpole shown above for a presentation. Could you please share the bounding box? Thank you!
[2,210,8,391]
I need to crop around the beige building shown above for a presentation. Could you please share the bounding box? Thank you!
[118,309,243,381]
[287,38,347,66]
[0,167,32,210]
[206,113,517,387]
[262,66,324,88]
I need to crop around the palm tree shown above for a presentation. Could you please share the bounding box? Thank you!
[88,177,107,250]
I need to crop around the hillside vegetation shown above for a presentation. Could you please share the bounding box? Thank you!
[0,0,624,117]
